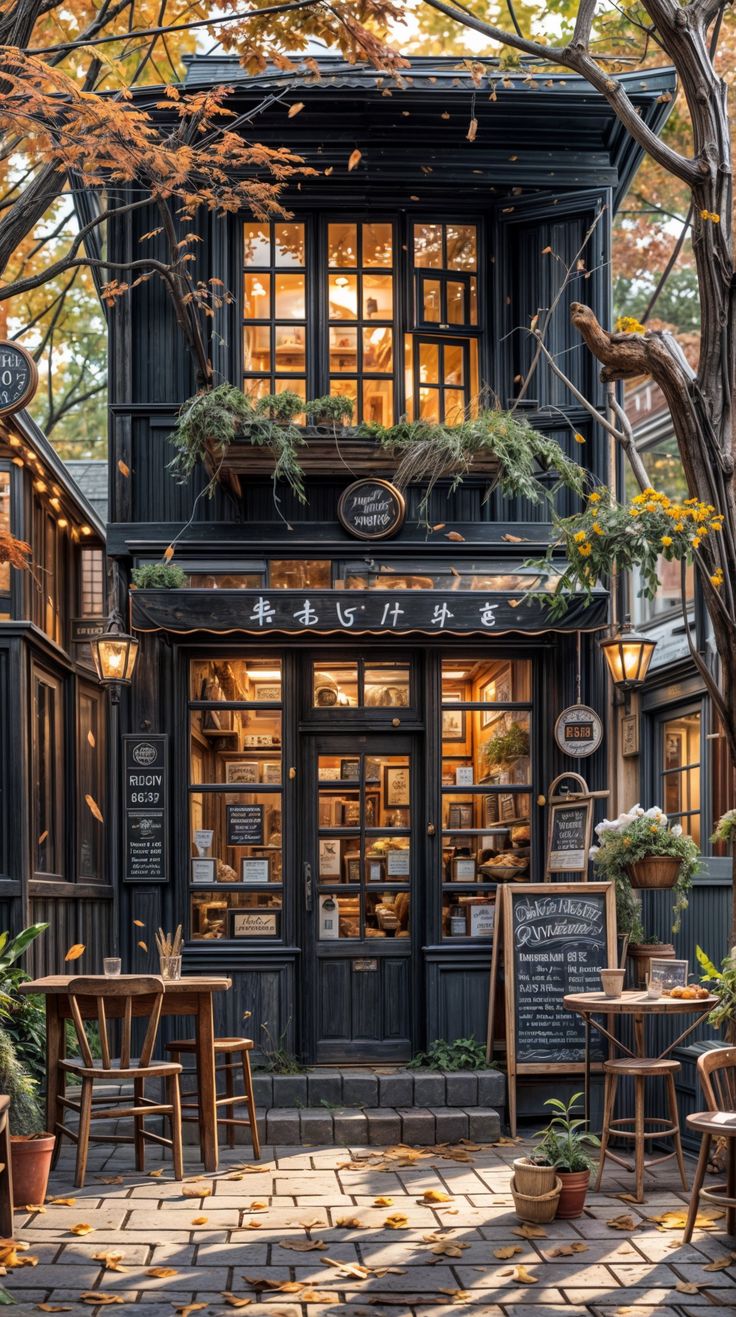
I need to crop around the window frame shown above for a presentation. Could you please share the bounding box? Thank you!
[242,217,310,403]
[76,680,107,883]
[31,664,65,880]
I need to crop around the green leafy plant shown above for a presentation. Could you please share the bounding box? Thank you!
[131,562,188,589]
[408,1036,490,1071]
[534,1092,600,1173]
[590,806,699,934]
[259,1021,302,1075]
[485,722,529,768]
[696,946,736,1030]
[0,925,49,1085]
[306,394,355,426]
[712,809,736,846]
[0,1027,44,1135]
[256,391,305,423]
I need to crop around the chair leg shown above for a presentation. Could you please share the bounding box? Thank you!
[727,1137,736,1238]
[595,1072,617,1192]
[75,1080,93,1190]
[224,1059,235,1150]
[683,1133,711,1244]
[665,1072,688,1191]
[242,1051,261,1161]
[134,1078,145,1173]
[0,1115,13,1238]
[168,1075,184,1182]
[634,1076,646,1203]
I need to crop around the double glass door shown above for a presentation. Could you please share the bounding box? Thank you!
[304,734,415,1061]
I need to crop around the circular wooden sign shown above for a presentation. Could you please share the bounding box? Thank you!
[554,704,604,758]
[337,478,406,540]
[0,342,38,415]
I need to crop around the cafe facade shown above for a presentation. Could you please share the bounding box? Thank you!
[104,55,676,1065]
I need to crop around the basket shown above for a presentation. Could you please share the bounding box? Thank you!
[512,1157,557,1197]
[626,857,681,889]
[510,1174,563,1224]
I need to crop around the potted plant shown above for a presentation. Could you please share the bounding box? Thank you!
[0,925,54,1206]
[256,390,305,424]
[712,809,736,848]
[512,1152,557,1197]
[696,945,736,1032]
[589,805,699,933]
[627,932,676,988]
[534,1092,600,1218]
[131,562,187,589]
[485,722,530,772]
[306,394,354,429]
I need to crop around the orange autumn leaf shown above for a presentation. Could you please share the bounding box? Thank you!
[373,1197,393,1207]
[147,1266,179,1278]
[86,730,96,748]
[221,1297,251,1308]
[64,944,85,962]
[79,1296,125,1306]
[182,1183,212,1198]
[191,1216,209,1226]
[421,1190,452,1203]
[494,1246,523,1260]
[138,941,148,952]
[0,530,31,571]
[288,102,304,117]
[49,1198,76,1207]
[502,1265,539,1285]
[93,1251,126,1272]
[384,1213,409,1229]
[163,544,175,562]
[348,148,362,171]
[84,794,104,823]
[133,920,145,928]
[69,1223,95,1236]
[36,1306,73,1312]
[117,460,130,478]
[466,117,478,141]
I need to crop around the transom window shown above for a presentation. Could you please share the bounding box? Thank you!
[412,223,478,329]
[327,221,395,425]
[243,221,307,404]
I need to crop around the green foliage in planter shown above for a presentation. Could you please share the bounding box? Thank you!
[484,721,529,768]
[696,945,736,1030]
[306,394,355,425]
[408,1036,490,1071]
[590,808,699,934]
[712,809,736,845]
[534,1092,600,1173]
[255,391,305,423]
[0,925,49,1087]
[364,409,586,522]
[0,1027,44,1135]
[131,563,187,589]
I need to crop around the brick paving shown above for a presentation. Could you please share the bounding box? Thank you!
[3,1137,735,1317]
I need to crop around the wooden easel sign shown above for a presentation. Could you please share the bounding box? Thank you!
[488,882,616,1135]
[544,772,608,880]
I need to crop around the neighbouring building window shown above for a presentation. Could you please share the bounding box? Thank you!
[243,221,307,404]
[32,667,64,877]
[80,548,105,616]
[327,221,395,425]
[626,434,695,623]
[78,685,106,880]
[659,708,701,846]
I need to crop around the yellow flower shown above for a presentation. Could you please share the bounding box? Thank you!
[574,530,587,543]
[661,535,673,547]
[578,542,592,557]
[650,825,658,834]
[574,432,585,445]
[693,536,701,548]
[700,209,720,223]
[710,521,723,530]
[588,491,602,503]
[710,568,724,588]
[615,315,646,334]
[623,837,631,847]
[592,521,603,535]
[674,522,684,531]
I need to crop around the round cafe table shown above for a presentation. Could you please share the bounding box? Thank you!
[563,989,717,1128]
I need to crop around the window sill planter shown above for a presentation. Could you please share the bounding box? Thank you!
[11,1132,55,1207]
[626,857,681,890]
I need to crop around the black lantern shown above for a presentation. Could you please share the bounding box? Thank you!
[91,610,139,695]
[599,617,657,693]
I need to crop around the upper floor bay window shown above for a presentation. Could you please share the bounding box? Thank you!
[243,221,308,405]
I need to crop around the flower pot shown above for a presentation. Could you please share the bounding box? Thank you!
[11,1133,55,1207]
[626,857,681,889]
[555,1168,590,1219]
[627,942,675,988]
[510,1174,562,1224]
[512,1157,557,1197]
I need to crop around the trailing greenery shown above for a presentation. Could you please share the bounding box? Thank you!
[306,394,355,425]
[696,946,736,1030]
[131,562,188,589]
[590,806,699,935]
[258,1021,302,1074]
[408,1036,490,1071]
[534,1093,600,1174]
[0,1027,44,1135]
[256,391,305,423]
[485,722,529,768]
[0,925,49,1086]
[712,809,736,846]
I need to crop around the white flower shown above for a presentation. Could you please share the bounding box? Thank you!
[588,845,599,859]
[671,824,682,837]
[594,819,617,838]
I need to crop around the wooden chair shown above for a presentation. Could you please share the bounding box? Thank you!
[0,1095,14,1237]
[56,976,184,1188]
[165,1036,260,1159]
[683,1046,736,1241]
[595,1056,688,1202]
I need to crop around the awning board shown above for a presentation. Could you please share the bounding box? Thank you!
[131,588,608,637]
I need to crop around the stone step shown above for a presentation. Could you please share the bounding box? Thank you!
[262,1104,501,1147]
[252,1067,504,1113]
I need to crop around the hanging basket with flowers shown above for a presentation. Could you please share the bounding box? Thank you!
[589,805,699,934]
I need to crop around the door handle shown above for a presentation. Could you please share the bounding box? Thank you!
[304,861,313,913]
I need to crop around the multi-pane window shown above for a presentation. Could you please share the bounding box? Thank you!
[243,221,307,404]
[412,223,478,329]
[32,668,63,877]
[78,686,105,880]
[80,548,105,616]
[660,709,701,846]
[327,222,395,425]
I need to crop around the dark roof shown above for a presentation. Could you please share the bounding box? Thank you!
[176,55,676,208]
[65,459,108,525]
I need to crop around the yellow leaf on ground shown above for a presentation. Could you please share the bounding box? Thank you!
[93,1251,126,1272]
[373,1197,393,1207]
[421,1190,452,1203]
[549,1242,589,1257]
[147,1267,179,1278]
[0,1244,37,1268]
[181,1184,212,1198]
[36,1306,73,1312]
[704,1253,736,1270]
[503,1265,538,1284]
[249,1201,268,1211]
[279,1240,326,1252]
[607,1214,638,1230]
[511,1224,547,1239]
[64,944,85,962]
[648,1208,723,1230]
[425,1238,469,1258]
[335,1216,364,1228]
[321,1257,370,1279]
[49,1198,76,1206]
[148,1170,164,1179]
[675,1280,703,1294]
[222,1296,251,1308]
[495,1136,523,1146]
[616,1193,640,1204]
[494,1246,522,1260]
[439,1289,471,1302]
[384,1214,410,1229]
[80,1295,125,1306]
[25,1204,45,1212]
[191,1217,208,1226]
[69,1224,95,1236]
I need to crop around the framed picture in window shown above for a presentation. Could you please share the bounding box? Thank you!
[384,765,410,808]
[366,857,385,882]
[319,838,341,878]
[387,849,410,877]
[442,707,466,742]
[340,758,360,781]
[261,761,281,784]
[225,760,259,785]
[447,803,473,830]
[365,757,381,783]
[341,800,360,827]
[482,794,499,827]
[253,683,281,702]
[365,792,380,827]
[499,793,517,822]
[344,853,361,883]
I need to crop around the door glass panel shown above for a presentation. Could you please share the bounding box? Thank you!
[447,281,466,324]
[313,664,359,707]
[244,325,270,372]
[363,327,393,372]
[447,225,477,270]
[364,665,410,707]
[244,273,270,319]
[419,387,440,421]
[444,343,464,384]
[328,223,358,266]
[328,274,358,318]
[413,223,442,267]
[190,659,282,703]
[422,279,441,322]
[274,223,305,266]
[190,714,282,784]
[419,341,439,383]
[330,327,358,372]
[363,273,393,320]
[364,223,393,266]
[445,390,466,424]
[661,711,701,845]
[469,276,478,325]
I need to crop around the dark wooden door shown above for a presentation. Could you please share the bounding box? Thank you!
[302,733,417,1062]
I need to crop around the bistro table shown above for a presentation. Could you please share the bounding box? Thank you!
[19,975,231,1173]
[563,989,717,1127]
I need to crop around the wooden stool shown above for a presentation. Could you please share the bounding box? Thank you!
[166,1037,260,1160]
[0,1095,14,1236]
[596,1057,687,1202]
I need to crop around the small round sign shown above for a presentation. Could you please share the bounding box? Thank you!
[337,478,406,540]
[554,704,604,758]
[0,342,38,416]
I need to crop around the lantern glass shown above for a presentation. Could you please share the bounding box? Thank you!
[600,623,656,691]
[92,631,139,685]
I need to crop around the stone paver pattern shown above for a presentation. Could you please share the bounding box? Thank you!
[3,1136,735,1317]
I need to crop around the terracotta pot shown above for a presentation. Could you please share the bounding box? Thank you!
[512,1157,557,1197]
[555,1168,590,1219]
[626,857,681,889]
[11,1133,55,1207]
[627,942,675,988]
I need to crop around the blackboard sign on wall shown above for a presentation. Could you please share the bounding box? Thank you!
[123,735,168,882]
[226,803,264,847]
[488,882,616,1134]
[547,800,593,873]
[337,479,406,540]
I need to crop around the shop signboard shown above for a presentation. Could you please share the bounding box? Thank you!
[123,735,168,882]
[547,800,593,873]
[337,479,406,540]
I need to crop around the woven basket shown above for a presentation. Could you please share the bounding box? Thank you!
[510,1174,563,1224]
[512,1157,557,1197]
[626,857,681,889]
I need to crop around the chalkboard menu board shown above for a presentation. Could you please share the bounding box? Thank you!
[337,479,406,540]
[547,800,593,873]
[488,882,616,1134]
[123,735,168,882]
[226,803,264,846]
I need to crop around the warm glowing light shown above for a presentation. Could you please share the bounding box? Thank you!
[34,479,47,492]
[80,525,92,536]
[57,518,68,529]
[92,621,140,686]
[600,618,657,693]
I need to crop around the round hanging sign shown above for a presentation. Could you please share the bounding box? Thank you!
[0,342,38,416]
[337,478,406,540]
[554,703,604,758]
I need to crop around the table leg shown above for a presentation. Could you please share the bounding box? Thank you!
[195,994,218,1173]
[634,1012,645,1058]
[584,1016,591,1131]
[46,996,64,1143]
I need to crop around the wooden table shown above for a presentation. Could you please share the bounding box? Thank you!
[20,975,231,1173]
[563,989,717,1126]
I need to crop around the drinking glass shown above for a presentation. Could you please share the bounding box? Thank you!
[103,957,121,976]
[160,956,182,981]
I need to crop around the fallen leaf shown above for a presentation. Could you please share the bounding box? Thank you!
[25,1204,45,1213]
[502,1265,538,1285]
[288,102,304,117]
[148,1169,164,1179]
[493,1246,522,1260]
[649,1208,723,1230]
[421,1190,452,1203]
[512,1224,547,1239]
[64,944,85,962]
[93,1251,126,1272]
[182,1184,212,1198]
[80,1296,125,1306]
[494,1136,523,1146]
[96,1176,124,1185]
[279,1240,326,1252]
[373,1197,393,1207]
[248,1201,268,1211]
[191,1217,208,1226]
[548,1242,589,1257]
[243,1221,261,1229]
[607,1214,638,1231]
[321,1257,371,1279]
[335,1216,364,1228]
[36,1306,72,1312]
[348,149,362,171]
[704,1253,736,1270]
[117,459,130,478]
[439,1289,471,1302]
[384,1214,409,1229]
[675,1280,702,1294]
[49,1198,76,1206]
[84,794,104,823]
[0,1243,37,1268]
[69,1223,95,1236]
[425,1238,469,1258]
[615,1193,640,1204]
[147,1266,179,1278]
[132,920,145,928]
[222,1297,251,1309]
[297,1291,337,1303]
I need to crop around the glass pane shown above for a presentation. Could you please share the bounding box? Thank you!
[418,341,439,383]
[328,274,358,319]
[274,273,305,319]
[442,791,531,855]
[243,325,270,372]
[189,791,282,880]
[329,326,358,372]
[78,691,103,880]
[447,280,466,324]
[328,223,358,267]
[244,377,271,403]
[270,560,331,589]
[375,756,410,825]
[275,378,306,404]
[363,326,393,373]
[274,324,305,372]
[244,273,270,319]
[441,659,532,703]
[0,471,10,593]
[188,572,263,589]
[414,223,442,267]
[318,789,361,829]
[190,659,282,703]
[364,223,393,267]
[244,222,270,266]
[447,225,477,270]
[33,676,60,874]
[314,666,359,707]
[443,894,494,938]
[419,387,440,421]
[318,834,360,880]
[422,279,441,322]
[364,665,410,707]
[362,379,393,426]
[444,343,464,385]
[329,377,358,409]
[191,713,282,784]
[274,223,305,267]
[445,390,466,425]
[363,273,393,320]
[469,276,478,326]
[365,891,410,938]
[318,893,360,939]
[192,890,282,941]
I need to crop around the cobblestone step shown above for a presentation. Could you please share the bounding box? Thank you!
[252,1067,504,1113]
[262,1104,501,1146]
